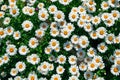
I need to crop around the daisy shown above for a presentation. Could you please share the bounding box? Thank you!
[48,55,56,62]
[0,28,6,38]
[69,12,79,22]
[3,17,11,25]
[68,76,79,80]
[54,11,65,22]
[109,55,116,63]
[28,7,35,16]
[99,62,105,69]
[28,37,39,49]
[56,65,65,74]
[49,39,59,49]
[1,4,8,11]
[92,16,101,25]
[84,57,92,63]
[110,65,120,76]
[71,35,79,44]
[28,72,38,80]
[8,0,16,3]
[9,8,19,17]
[78,6,86,14]
[35,29,45,38]
[19,45,29,55]
[104,19,115,27]
[27,54,40,65]
[105,33,115,44]
[29,0,36,5]
[44,46,52,54]
[114,58,120,65]
[57,55,66,64]
[87,6,96,13]
[22,6,29,15]
[49,63,54,71]
[50,29,59,37]
[0,58,3,66]
[58,20,66,28]
[79,62,87,71]
[0,11,5,18]
[114,49,120,57]
[77,19,85,28]
[63,41,73,51]
[60,28,71,38]
[22,20,33,32]
[15,61,26,72]
[101,13,111,21]
[14,76,22,80]
[38,8,49,21]
[10,68,18,76]
[97,42,108,53]
[87,47,96,57]
[54,46,60,52]
[108,0,117,7]
[39,22,48,31]
[40,61,50,72]
[68,55,77,65]
[5,27,14,36]
[84,23,93,32]
[114,36,120,44]
[48,5,57,14]
[96,27,107,39]
[78,35,89,48]
[111,10,120,20]
[50,0,57,2]
[2,54,9,64]
[86,14,92,22]
[77,49,86,58]
[88,61,98,71]
[66,23,75,32]
[93,56,103,65]
[50,74,61,80]
[74,44,81,51]
[86,0,96,7]
[71,7,78,13]
[50,22,58,29]
[69,65,79,75]
[59,0,72,5]
[37,3,44,9]
[101,1,109,10]
[84,71,93,79]
[13,31,21,40]
[6,44,17,56]
[89,31,98,39]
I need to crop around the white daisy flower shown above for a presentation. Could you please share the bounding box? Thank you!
[5,27,14,36]
[109,55,116,63]
[37,3,44,9]
[89,31,98,39]
[28,7,35,16]
[77,49,86,58]
[48,5,57,14]
[114,49,120,57]
[92,16,101,25]
[54,11,65,22]
[15,61,26,72]
[84,71,93,79]
[6,44,17,56]
[2,54,9,64]
[97,42,108,53]
[50,29,59,37]
[93,56,103,65]
[57,55,66,64]
[0,58,3,66]
[87,47,96,57]
[79,62,87,71]
[35,29,45,38]
[3,17,11,25]
[66,23,75,32]
[13,31,21,40]
[101,1,109,10]
[79,35,89,48]
[14,76,22,80]
[84,23,93,32]
[68,55,77,65]
[77,19,85,28]
[44,46,52,54]
[59,0,72,5]
[40,61,50,72]
[69,12,79,22]
[101,13,111,21]
[40,22,48,31]
[50,74,61,80]
[19,45,29,55]
[71,35,79,44]
[105,33,115,44]
[114,58,120,65]
[110,65,120,76]
[88,61,98,71]
[49,39,59,49]
[0,28,6,38]
[56,65,65,74]
[78,6,86,14]
[60,28,71,38]
[10,68,18,76]
[104,19,115,27]
[96,27,107,39]
[28,72,38,80]
[28,37,39,49]
[38,8,49,21]
[22,20,33,32]
[9,8,19,17]
[1,4,7,11]
[69,65,79,75]
[63,41,73,51]
[68,76,79,80]
[111,10,120,20]
[0,11,5,18]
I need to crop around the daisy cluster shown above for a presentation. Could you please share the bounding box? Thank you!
[0,0,120,80]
